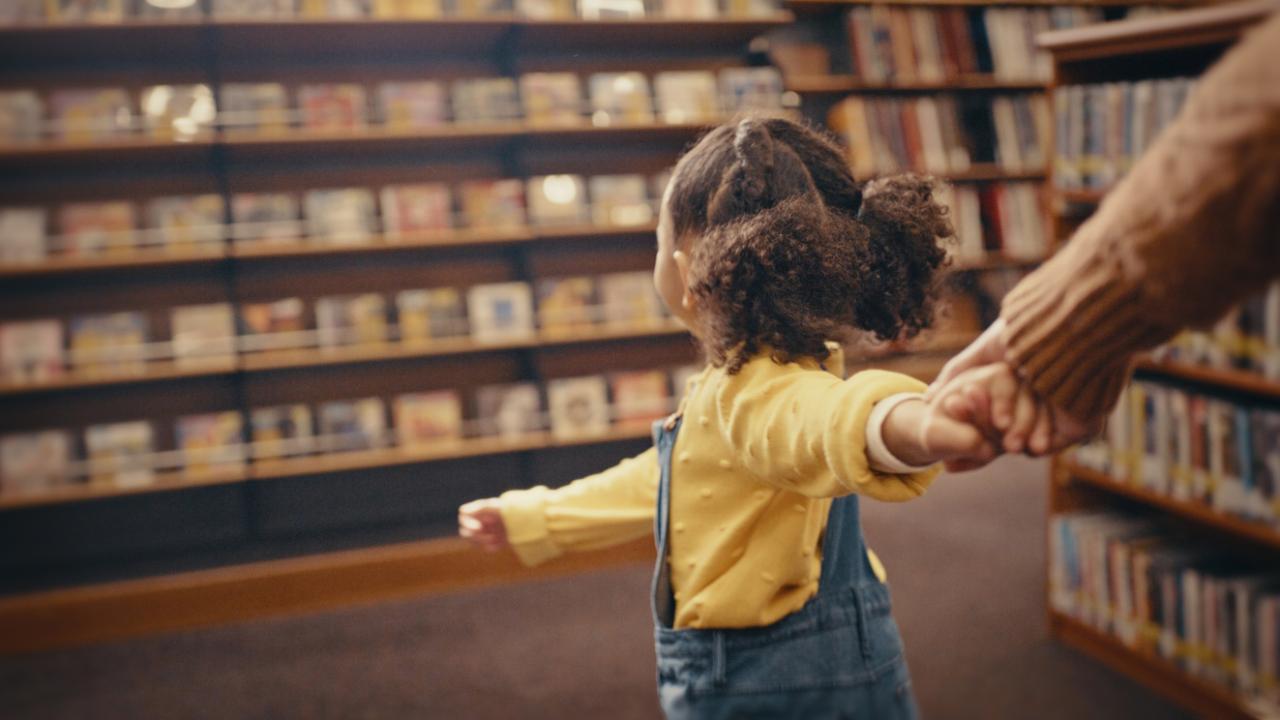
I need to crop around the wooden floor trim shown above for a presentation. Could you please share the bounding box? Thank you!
[0,537,655,655]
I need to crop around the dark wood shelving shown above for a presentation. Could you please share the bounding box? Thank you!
[787,0,1205,11]
[1039,0,1277,62]
[787,74,1047,94]
[1054,187,1109,205]
[0,465,247,511]
[0,245,227,279]
[1134,358,1280,401]
[0,359,239,398]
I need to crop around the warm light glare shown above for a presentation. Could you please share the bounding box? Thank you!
[542,175,579,205]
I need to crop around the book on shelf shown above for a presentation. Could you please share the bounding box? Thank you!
[589,174,653,227]
[69,311,148,376]
[719,67,784,114]
[58,201,136,257]
[239,297,307,352]
[769,41,831,78]
[451,78,521,124]
[135,0,204,18]
[527,174,588,227]
[373,0,444,18]
[598,271,665,328]
[548,375,610,439]
[304,188,378,246]
[299,0,374,18]
[377,81,448,130]
[516,0,573,19]
[0,208,48,263]
[315,293,389,349]
[654,71,719,125]
[212,0,296,17]
[458,179,526,229]
[251,404,314,460]
[318,397,388,452]
[935,182,1046,263]
[298,84,369,132]
[0,91,43,145]
[455,0,511,15]
[140,85,216,142]
[723,0,775,18]
[467,282,535,343]
[659,0,716,20]
[171,303,237,368]
[146,195,227,249]
[394,391,463,449]
[47,0,125,22]
[588,72,653,126]
[519,73,584,127]
[0,430,72,496]
[475,382,542,439]
[85,420,154,487]
[48,88,132,142]
[1153,281,1280,381]
[0,320,64,384]
[219,83,290,135]
[536,276,597,337]
[231,193,301,245]
[0,0,44,23]
[577,0,644,21]
[610,370,670,430]
[176,411,246,474]
[396,287,468,342]
[381,184,453,237]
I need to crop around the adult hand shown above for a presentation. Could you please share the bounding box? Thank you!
[927,318,1009,398]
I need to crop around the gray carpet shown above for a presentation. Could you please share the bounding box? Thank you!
[0,456,1187,719]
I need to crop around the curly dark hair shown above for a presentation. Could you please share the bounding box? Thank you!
[667,117,953,373]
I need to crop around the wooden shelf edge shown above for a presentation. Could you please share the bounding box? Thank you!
[788,0,1206,9]
[0,248,226,278]
[788,74,1047,93]
[0,469,247,511]
[1038,0,1278,58]
[1134,358,1280,401]
[1049,611,1260,720]
[0,361,238,398]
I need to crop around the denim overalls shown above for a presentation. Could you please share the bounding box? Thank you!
[650,416,919,720]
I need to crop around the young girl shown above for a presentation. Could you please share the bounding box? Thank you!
[459,117,992,718]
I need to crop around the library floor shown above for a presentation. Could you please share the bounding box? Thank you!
[0,456,1187,719]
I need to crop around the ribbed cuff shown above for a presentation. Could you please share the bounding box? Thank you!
[498,487,563,567]
[865,393,935,474]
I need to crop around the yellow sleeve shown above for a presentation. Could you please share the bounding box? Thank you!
[497,447,658,567]
[716,363,940,501]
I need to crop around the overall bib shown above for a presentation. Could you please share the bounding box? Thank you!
[650,417,919,720]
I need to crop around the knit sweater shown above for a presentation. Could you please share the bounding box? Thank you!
[1002,12,1280,422]
[497,353,939,629]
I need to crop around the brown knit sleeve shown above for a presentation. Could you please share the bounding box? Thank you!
[1001,13,1280,423]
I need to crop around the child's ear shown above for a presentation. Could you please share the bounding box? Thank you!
[673,249,695,310]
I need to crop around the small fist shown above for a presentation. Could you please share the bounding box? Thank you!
[458,498,508,552]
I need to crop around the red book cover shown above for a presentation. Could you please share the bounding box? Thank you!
[887,7,918,82]
[977,185,1003,252]
[934,10,961,80]
[900,100,924,170]
[943,9,978,76]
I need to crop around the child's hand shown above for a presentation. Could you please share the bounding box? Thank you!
[931,362,1054,457]
[880,396,998,470]
[458,498,509,552]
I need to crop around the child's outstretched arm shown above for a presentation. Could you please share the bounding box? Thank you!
[922,363,1056,471]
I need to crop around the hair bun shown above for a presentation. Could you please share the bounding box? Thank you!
[733,119,774,204]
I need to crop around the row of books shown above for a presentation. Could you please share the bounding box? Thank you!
[1049,510,1280,712]
[2,0,778,23]
[0,69,784,145]
[0,272,672,383]
[0,364,697,495]
[1053,77,1196,191]
[1072,381,1280,529]
[1155,283,1280,382]
[0,173,667,262]
[828,93,1049,178]
[936,181,1046,264]
[845,6,1105,85]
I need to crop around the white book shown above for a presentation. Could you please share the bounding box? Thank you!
[0,207,47,263]
[913,97,948,174]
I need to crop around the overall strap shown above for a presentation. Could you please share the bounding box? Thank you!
[816,493,875,593]
[650,416,682,629]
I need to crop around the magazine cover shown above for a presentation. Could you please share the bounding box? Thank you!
[610,370,671,429]
[0,90,43,145]
[589,175,652,227]
[316,293,389,348]
[48,0,125,22]
[298,84,369,132]
[659,0,716,18]
[239,297,307,352]
[577,0,644,19]
[299,0,372,16]
[231,193,301,245]
[720,67,784,113]
[598,271,664,327]
[58,201,136,256]
[69,311,148,375]
[377,81,448,129]
[459,179,526,229]
[0,430,72,496]
[588,73,653,126]
[516,0,573,18]
[0,207,47,263]
[140,84,216,141]
[48,88,132,142]
[654,71,719,124]
[318,397,387,452]
[213,0,297,17]
[176,411,246,473]
[527,174,587,226]
[146,195,226,249]
[304,188,377,246]
[467,282,535,343]
[394,391,463,449]
[519,73,583,126]
[171,303,236,367]
[373,0,444,17]
[475,382,542,438]
[380,184,453,237]
[536,276,597,336]
[219,83,289,134]
[251,404,314,459]
[451,78,520,124]
[548,375,610,439]
[85,420,154,487]
[397,287,467,342]
[0,320,64,384]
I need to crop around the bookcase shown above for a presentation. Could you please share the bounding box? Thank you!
[1040,3,1280,718]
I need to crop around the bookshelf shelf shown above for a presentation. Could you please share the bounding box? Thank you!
[951,253,1043,272]
[0,246,227,279]
[1040,0,1278,62]
[0,137,215,165]
[0,360,238,398]
[1054,187,1109,205]
[786,0,1204,11]
[1134,358,1280,401]
[933,165,1047,182]
[787,74,1047,94]
[0,466,247,512]
[1059,459,1280,552]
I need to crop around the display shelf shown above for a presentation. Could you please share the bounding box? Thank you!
[0,465,247,511]
[787,74,1047,94]
[211,17,514,56]
[1134,358,1280,402]
[0,20,209,64]
[0,359,238,398]
[1039,0,1277,62]
[1048,611,1260,720]
[0,245,227,278]
[1058,459,1280,552]
[514,15,793,50]
[0,137,215,165]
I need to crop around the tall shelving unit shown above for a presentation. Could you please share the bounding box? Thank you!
[1040,4,1280,718]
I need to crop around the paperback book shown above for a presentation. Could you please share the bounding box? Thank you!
[300,0,373,17]
[475,382,543,438]
[171,303,237,368]
[239,298,307,352]
[396,287,468,342]
[85,420,154,487]
[394,391,464,449]
[213,0,297,16]
[304,188,378,246]
[0,91,43,145]
[516,0,574,19]
[548,375,610,439]
[48,0,125,22]
[297,84,369,131]
[589,175,652,227]
[140,84,216,141]
[610,370,671,429]
[373,0,444,17]
[519,73,583,126]
[176,412,246,473]
[69,311,147,376]
[0,207,47,263]
[377,81,448,129]
[467,282,535,343]
[451,78,520,124]
[719,67,784,113]
[48,88,132,142]
[251,404,314,459]
[459,179,526,229]
[527,174,588,226]
[58,201,136,256]
[380,184,453,237]
[0,430,72,496]
[536,276,597,336]
[0,320,64,384]
[316,293,389,348]
[318,397,387,452]
[653,71,719,124]
[232,193,301,245]
[219,83,290,135]
[146,195,226,249]
[578,0,644,19]
[598,271,664,328]
[588,73,653,126]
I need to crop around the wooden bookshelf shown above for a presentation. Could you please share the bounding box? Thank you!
[1039,0,1277,62]
[0,359,238,398]
[787,0,1205,11]
[787,74,1047,94]
[0,465,248,511]
[1134,358,1280,402]
[0,245,227,279]
[1053,188,1109,206]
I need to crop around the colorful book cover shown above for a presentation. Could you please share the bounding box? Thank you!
[48,88,132,142]
[598,271,664,328]
[396,287,467,342]
[304,188,377,246]
[171,303,236,367]
[475,382,542,438]
[394,391,463,449]
[48,0,125,22]
[373,0,444,18]
[547,375,610,439]
[380,184,453,237]
[0,207,47,263]
[146,195,226,249]
[459,179,527,229]
[588,73,653,126]
[454,0,510,15]
[589,175,652,227]
[299,0,373,17]
[69,311,147,376]
[719,67,784,113]
[297,84,368,132]
[536,276,597,337]
[723,0,775,16]
[318,397,387,452]
[251,404,314,459]
[516,0,573,18]
[610,370,671,430]
[377,81,448,129]
[578,0,644,19]
[527,174,587,227]
[231,193,301,245]
[654,71,719,124]
[316,293,389,348]
[659,0,716,18]
[85,420,154,487]
[1249,409,1280,524]
[467,282,535,343]
[176,411,246,473]
[219,83,289,134]
[0,90,43,145]
[0,430,72,496]
[140,84,216,141]
[239,297,306,352]
[58,201,136,257]
[519,73,583,126]
[451,78,520,124]
[212,0,297,18]
[0,319,64,384]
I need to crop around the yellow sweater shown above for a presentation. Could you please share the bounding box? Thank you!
[498,353,939,629]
